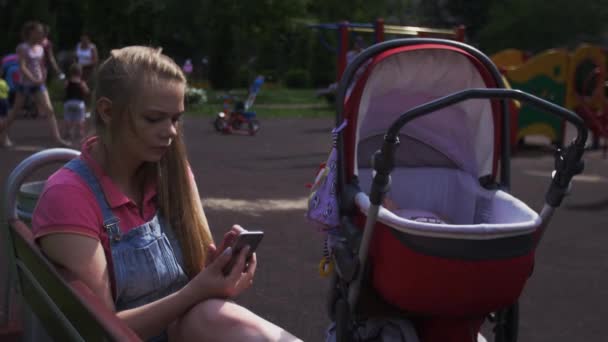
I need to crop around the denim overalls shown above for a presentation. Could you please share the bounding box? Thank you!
[64,159,189,341]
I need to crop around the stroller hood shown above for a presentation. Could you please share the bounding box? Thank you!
[346,45,500,179]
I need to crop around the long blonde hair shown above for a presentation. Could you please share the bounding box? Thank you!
[94,46,212,277]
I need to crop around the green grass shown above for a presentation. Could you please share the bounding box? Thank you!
[49,82,335,118]
[203,87,326,105]
[188,86,335,118]
[186,102,334,118]
[251,88,326,105]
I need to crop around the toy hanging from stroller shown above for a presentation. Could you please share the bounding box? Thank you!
[306,39,587,342]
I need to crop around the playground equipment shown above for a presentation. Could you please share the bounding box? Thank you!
[491,49,529,71]
[567,45,607,151]
[491,44,607,150]
[309,18,465,102]
[1,149,141,341]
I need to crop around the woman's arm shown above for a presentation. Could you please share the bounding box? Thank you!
[92,45,99,66]
[80,81,90,95]
[39,232,201,339]
[39,233,115,311]
[45,42,62,75]
[38,230,253,340]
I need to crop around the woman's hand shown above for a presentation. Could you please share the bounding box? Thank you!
[182,243,257,303]
[205,225,245,266]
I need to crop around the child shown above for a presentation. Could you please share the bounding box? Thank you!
[32,46,301,341]
[62,63,89,144]
[0,77,10,146]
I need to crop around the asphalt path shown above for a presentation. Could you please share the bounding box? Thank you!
[1,117,607,341]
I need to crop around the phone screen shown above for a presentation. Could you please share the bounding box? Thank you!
[222,231,264,275]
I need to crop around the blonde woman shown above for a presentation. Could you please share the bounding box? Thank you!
[32,46,301,342]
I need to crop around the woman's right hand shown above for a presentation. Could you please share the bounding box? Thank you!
[181,245,257,303]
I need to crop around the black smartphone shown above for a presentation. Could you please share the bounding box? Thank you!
[222,230,264,275]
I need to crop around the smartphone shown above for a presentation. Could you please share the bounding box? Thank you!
[222,230,264,275]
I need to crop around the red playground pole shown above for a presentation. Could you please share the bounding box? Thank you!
[374,18,385,43]
[455,25,466,42]
[337,21,349,81]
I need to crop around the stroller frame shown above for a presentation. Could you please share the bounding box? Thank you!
[328,39,588,342]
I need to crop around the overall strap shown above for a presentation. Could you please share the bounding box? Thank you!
[64,159,122,241]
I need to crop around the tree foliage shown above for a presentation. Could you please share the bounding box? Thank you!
[479,0,608,53]
[0,0,606,88]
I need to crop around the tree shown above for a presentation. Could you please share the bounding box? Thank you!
[478,0,608,53]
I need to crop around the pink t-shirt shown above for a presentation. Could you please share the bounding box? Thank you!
[32,136,159,264]
[17,42,45,86]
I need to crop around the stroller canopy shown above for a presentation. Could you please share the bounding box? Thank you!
[346,44,501,179]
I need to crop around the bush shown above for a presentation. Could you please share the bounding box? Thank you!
[237,68,252,88]
[185,87,208,105]
[284,68,311,88]
[259,69,279,84]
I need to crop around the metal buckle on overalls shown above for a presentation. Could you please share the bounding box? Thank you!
[104,219,122,242]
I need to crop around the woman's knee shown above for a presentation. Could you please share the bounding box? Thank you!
[175,299,268,341]
[187,299,253,329]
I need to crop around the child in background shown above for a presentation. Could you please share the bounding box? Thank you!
[0,77,10,146]
[62,63,89,144]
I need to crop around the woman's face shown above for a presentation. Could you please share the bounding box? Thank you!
[115,81,185,163]
[29,25,44,44]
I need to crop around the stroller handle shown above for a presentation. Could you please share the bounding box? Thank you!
[385,88,587,146]
[373,88,587,208]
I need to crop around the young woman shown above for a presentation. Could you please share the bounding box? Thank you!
[0,21,70,147]
[32,46,301,341]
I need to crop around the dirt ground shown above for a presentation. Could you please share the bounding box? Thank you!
[1,116,607,341]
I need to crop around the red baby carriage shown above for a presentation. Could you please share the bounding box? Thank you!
[308,39,588,342]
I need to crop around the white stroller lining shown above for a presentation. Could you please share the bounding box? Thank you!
[356,168,541,239]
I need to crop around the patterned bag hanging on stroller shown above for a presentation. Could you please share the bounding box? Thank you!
[307,121,347,231]
[306,121,347,277]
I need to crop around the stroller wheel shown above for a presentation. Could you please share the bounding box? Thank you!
[327,273,339,322]
[248,120,260,135]
[335,298,353,342]
[492,303,519,342]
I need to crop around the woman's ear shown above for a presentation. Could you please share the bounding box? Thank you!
[96,97,113,125]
